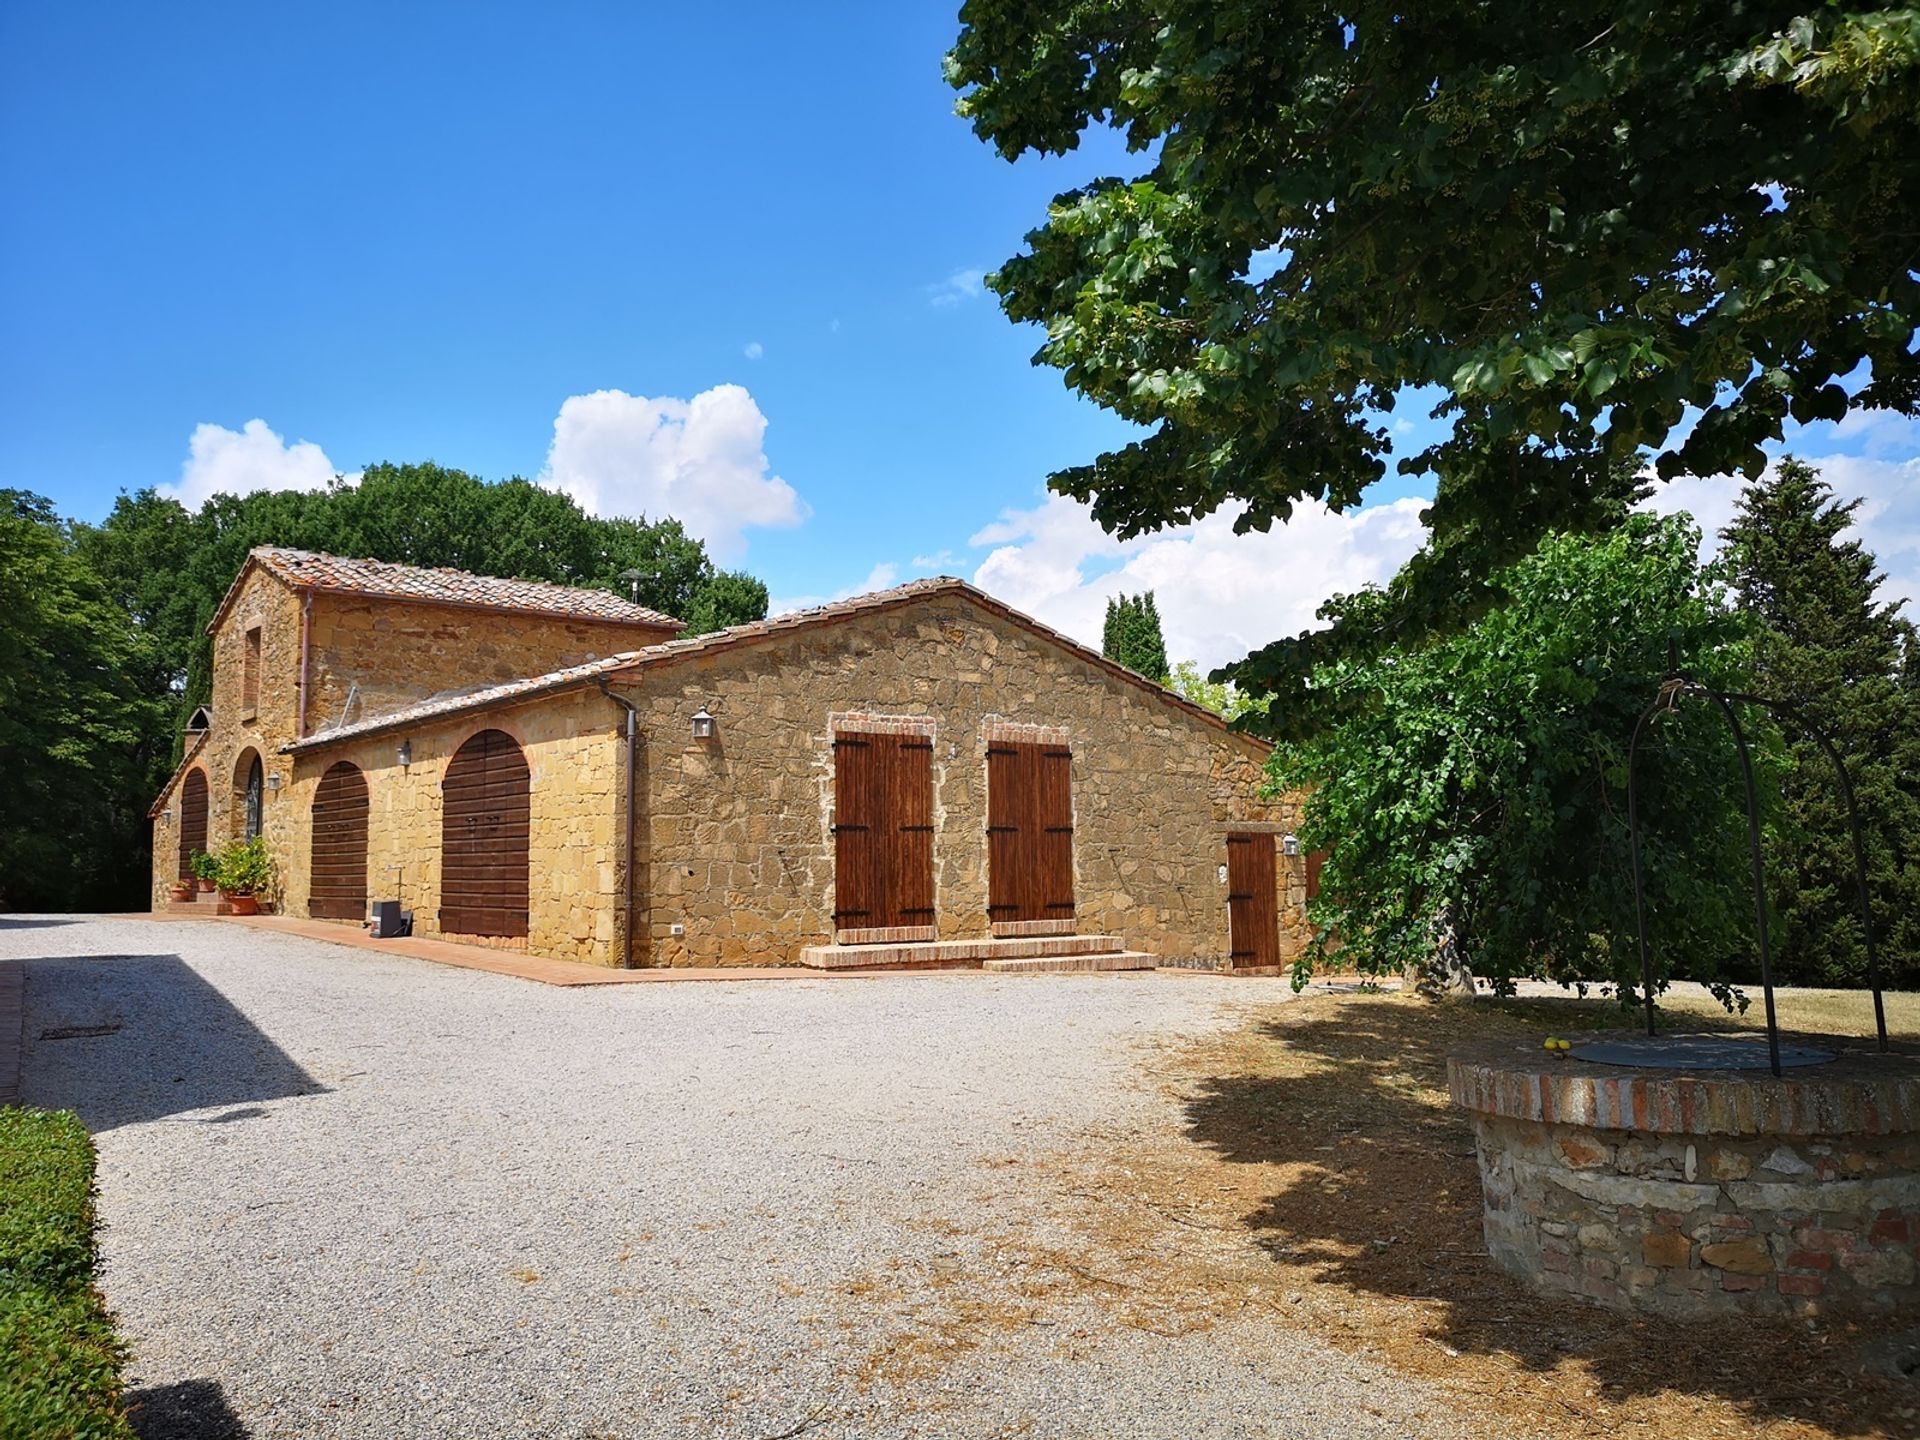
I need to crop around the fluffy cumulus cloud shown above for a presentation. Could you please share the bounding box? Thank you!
[160,418,344,509]
[541,385,805,563]
[967,492,1432,672]
[1646,417,1920,617]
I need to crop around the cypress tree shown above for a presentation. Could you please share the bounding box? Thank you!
[1722,458,1920,988]
[1102,591,1169,680]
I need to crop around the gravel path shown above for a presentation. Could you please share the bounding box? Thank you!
[4,915,1465,1439]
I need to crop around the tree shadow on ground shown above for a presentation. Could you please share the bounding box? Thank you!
[128,1378,251,1439]
[1179,995,1912,1438]
[0,916,80,930]
[21,954,326,1131]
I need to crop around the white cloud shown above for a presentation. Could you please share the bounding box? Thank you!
[911,549,960,571]
[1646,441,1920,618]
[161,419,345,509]
[928,268,986,307]
[540,385,805,564]
[966,492,1432,672]
[743,341,764,361]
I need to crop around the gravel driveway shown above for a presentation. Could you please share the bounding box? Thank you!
[5,916,1462,1439]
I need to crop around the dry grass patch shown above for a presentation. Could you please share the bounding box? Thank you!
[1017,987,1920,1440]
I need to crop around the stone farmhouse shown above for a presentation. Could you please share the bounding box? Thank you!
[150,547,1314,971]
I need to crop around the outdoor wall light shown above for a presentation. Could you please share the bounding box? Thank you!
[1282,834,1300,857]
[690,707,716,741]
[397,739,413,769]
[266,773,281,792]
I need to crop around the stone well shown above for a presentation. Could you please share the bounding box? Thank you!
[1448,1036,1920,1317]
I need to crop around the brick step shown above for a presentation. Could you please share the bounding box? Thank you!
[799,934,1127,970]
[980,951,1159,974]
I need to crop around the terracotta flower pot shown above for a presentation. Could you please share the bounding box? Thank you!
[169,883,193,903]
[227,893,260,916]
[198,878,216,893]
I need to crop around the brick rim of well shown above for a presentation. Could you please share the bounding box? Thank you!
[1447,1038,1920,1138]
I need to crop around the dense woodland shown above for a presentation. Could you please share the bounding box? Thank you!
[0,463,768,912]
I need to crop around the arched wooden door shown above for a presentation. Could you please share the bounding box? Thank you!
[178,769,209,881]
[440,729,530,938]
[309,762,369,920]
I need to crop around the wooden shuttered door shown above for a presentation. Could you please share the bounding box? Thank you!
[440,729,531,938]
[177,769,209,882]
[309,761,369,921]
[832,729,935,939]
[986,741,1075,930]
[1226,832,1280,969]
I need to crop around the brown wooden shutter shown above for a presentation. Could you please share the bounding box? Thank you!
[309,761,369,921]
[440,729,530,938]
[1226,832,1279,969]
[833,729,935,936]
[177,769,209,881]
[1305,848,1328,903]
[987,740,1075,927]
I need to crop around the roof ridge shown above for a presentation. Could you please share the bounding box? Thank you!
[208,545,683,633]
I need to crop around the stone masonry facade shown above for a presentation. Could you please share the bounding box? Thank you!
[154,554,1311,970]
[611,593,1306,968]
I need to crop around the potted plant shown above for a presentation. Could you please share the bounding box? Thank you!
[214,836,274,916]
[168,878,193,904]
[190,850,218,893]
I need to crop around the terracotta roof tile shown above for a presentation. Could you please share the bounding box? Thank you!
[283,576,1268,756]
[209,546,682,633]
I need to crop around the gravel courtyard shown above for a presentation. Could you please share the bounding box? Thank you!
[5,916,1469,1440]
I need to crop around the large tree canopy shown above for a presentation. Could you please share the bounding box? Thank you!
[13,464,771,910]
[1722,456,1920,987]
[1277,514,1767,999]
[948,2,1920,734]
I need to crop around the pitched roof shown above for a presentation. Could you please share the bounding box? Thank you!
[208,546,683,634]
[146,729,211,819]
[283,653,648,752]
[284,577,1269,755]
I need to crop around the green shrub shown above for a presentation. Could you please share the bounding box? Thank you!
[188,850,218,884]
[212,835,273,897]
[0,1108,132,1440]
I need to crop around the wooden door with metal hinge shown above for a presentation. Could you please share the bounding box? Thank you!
[832,729,935,941]
[1226,832,1279,969]
[986,740,1075,934]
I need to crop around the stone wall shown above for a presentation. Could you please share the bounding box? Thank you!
[613,593,1307,968]
[1452,1047,1920,1317]
[279,688,625,963]
[302,594,674,732]
[150,566,306,907]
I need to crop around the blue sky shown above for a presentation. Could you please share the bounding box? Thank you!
[4,4,1916,666]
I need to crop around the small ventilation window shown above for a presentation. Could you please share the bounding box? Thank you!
[242,627,262,718]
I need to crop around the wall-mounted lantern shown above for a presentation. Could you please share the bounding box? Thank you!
[690,707,716,742]
[266,773,282,792]
[161,808,174,825]
[397,739,413,769]
[1282,834,1300,857]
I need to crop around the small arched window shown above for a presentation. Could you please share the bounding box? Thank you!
[244,753,264,840]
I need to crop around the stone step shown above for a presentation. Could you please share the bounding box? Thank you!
[980,951,1159,974]
[799,933,1127,970]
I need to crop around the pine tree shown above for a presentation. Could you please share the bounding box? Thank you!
[1102,592,1169,680]
[1722,457,1920,989]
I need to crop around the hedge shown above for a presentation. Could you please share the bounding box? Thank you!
[0,1107,132,1440]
